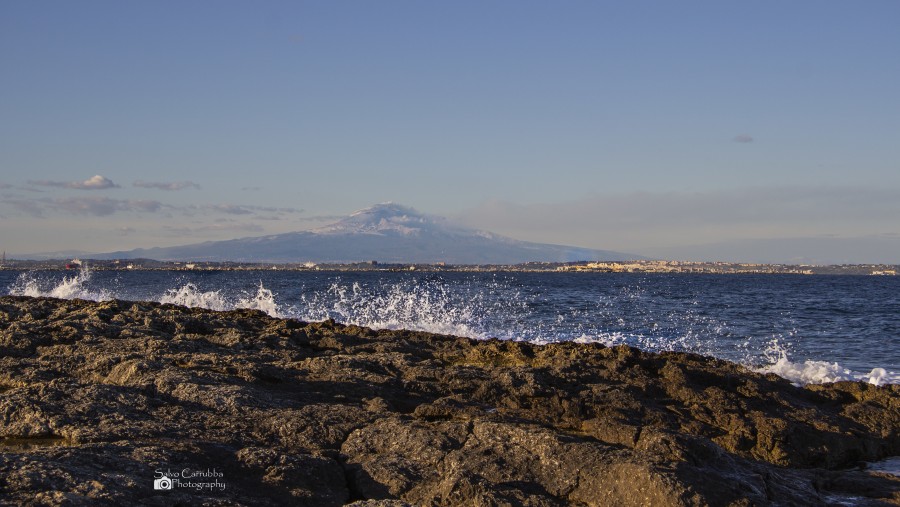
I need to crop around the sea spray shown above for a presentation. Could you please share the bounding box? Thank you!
[160,283,228,311]
[236,282,281,317]
[8,266,114,301]
[2,269,897,386]
[756,339,896,385]
[291,278,515,338]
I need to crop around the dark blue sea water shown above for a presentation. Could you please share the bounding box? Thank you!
[2,268,898,385]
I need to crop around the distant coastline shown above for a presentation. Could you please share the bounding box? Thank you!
[0,258,897,275]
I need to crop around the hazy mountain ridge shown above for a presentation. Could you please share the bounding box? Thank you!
[90,203,639,264]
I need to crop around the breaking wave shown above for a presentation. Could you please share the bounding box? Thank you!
[755,340,896,386]
[3,266,897,385]
[8,267,114,301]
[288,278,528,339]
[160,282,281,317]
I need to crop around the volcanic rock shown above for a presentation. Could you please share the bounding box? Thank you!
[0,296,897,505]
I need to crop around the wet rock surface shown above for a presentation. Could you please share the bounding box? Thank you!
[0,295,897,506]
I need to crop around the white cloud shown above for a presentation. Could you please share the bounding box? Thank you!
[78,175,119,189]
[30,175,120,190]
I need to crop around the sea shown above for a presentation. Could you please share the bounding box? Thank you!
[2,267,898,386]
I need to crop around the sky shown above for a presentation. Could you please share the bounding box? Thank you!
[1,1,899,263]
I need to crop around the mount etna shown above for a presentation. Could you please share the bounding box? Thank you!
[92,203,639,264]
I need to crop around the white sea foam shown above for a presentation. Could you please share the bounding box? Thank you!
[292,280,490,338]
[158,282,281,318]
[755,340,898,386]
[567,328,720,358]
[235,282,281,317]
[758,356,855,385]
[159,283,228,311]
[570,332,900,386]
[8,266,113,301]
[571,332,638,347]
[865,367,892,386]
[4,269,896,386]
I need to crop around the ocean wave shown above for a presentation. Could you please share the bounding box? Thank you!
[288,279,514,339]
[7,267,114,301]
[4,267,897,386]
[159,283,229,312]
[159,282,281,318]
[755,340,897,386]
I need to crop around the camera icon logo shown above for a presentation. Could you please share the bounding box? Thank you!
[154,477,174,490]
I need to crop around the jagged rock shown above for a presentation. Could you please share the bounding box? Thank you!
[0,296,897,506]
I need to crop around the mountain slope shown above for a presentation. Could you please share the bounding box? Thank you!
[98,203,640,264]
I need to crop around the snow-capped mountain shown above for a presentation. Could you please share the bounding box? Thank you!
[97,203,640,264]
[311,203,450,236]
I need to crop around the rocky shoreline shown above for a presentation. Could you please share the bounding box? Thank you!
[0,296,897,506]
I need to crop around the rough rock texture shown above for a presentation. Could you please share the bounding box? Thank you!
[0,295,897,506]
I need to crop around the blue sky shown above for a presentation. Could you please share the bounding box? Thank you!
[2,1,899,262]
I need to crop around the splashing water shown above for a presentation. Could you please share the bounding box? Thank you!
[158,281,281,317]
[159,283,228,311]
[8,266,113,301]
[2,269,897,385]
[756,339,895,386]
[290,278,524,338]
[236,282,281,317]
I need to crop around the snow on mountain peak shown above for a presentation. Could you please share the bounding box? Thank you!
[313,203,450,236]
[93,201,639,263]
